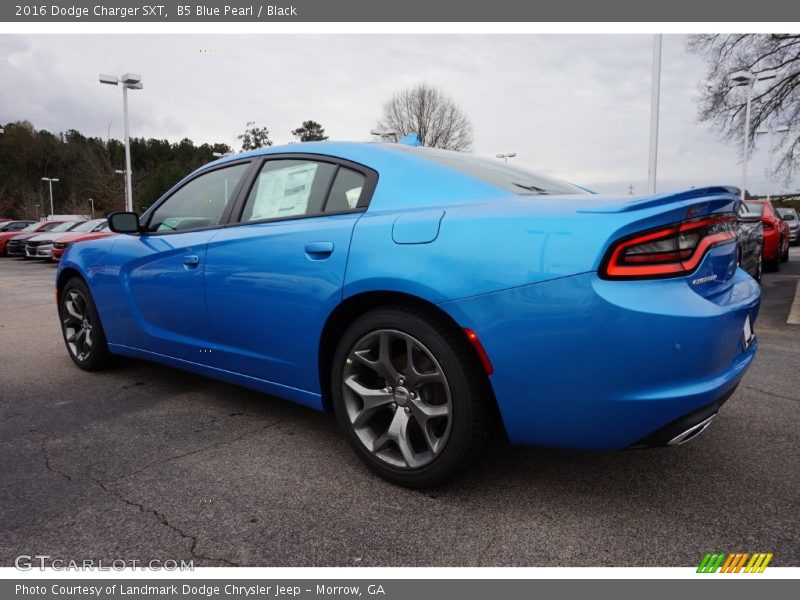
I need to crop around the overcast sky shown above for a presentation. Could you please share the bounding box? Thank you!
[1,34,797,195]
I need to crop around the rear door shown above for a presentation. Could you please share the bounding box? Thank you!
[104,161,252,360]
[203,156,376,398]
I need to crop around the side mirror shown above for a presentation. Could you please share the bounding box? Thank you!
[738,211,761,224]
[108,211,141,234]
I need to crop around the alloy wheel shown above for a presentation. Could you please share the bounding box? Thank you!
[62,289,94,362]
[342,329,452,469]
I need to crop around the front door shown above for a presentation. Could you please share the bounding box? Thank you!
[101,161,251,362]
[203,158,373,399]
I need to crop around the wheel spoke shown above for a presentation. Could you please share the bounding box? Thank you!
[64,299,82,321]
[344,376,394,427]
[410,398,449,422]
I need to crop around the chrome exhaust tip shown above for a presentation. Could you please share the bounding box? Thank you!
[666,414,717,447]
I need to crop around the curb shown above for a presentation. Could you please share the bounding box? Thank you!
[788,280,800,325]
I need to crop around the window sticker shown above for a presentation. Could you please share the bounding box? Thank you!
[251,163,318,220]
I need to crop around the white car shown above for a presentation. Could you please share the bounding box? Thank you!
[24,219,106,258]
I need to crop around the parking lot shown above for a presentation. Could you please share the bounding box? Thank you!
[1,251,799,567]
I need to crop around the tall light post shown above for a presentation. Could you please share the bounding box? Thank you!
[648,34,662,195]
[755,124,790,202]
[496,152,517,163]
[34,204,39,220]
[100,72,143,212]
[41,177,59,216]
[88,198,95,219]
[729,69,777,201]
[115,169,128,210]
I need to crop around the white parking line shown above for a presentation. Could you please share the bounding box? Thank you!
[788,280,800,325]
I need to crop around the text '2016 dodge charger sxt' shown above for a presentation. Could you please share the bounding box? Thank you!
[56,142,760,486]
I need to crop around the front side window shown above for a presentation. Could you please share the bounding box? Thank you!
[147,163,249,232]
[241,160,337,222]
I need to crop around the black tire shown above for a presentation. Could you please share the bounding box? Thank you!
[780,237,789,263]
[58,277,112,371]
[330,305,489,487]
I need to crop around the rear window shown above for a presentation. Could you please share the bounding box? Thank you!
[745,202,764,216]
[391,146,587,195]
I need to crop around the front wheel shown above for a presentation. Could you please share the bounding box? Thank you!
[330,306,489,487]
[59,277,112,371]
[780,237,790,263]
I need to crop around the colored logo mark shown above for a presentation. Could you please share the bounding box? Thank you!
[697,552,773,573]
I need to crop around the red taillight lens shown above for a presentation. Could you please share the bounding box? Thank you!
[601,214,737,279]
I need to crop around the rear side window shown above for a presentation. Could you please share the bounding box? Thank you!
[147,163,249,233]
[324,168,366,213]
[241,159,369,222]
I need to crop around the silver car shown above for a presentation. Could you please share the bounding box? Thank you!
[776,207,799,244]
[24,219,106,258]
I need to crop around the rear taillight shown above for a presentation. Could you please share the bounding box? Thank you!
[762,220,774,230]
[601,214,737,279]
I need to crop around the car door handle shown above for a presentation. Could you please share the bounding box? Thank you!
[304,241,334,259]
[183,254,200,268]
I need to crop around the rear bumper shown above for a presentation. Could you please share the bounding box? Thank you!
[762,229,781,258]
[440,264,760,451]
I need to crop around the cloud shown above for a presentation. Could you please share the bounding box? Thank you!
[0,33,795,195]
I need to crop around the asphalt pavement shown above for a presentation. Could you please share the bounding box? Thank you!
[1,250,798,567]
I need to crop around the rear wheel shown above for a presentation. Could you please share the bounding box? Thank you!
[331,306,488,487]
[780,236,789,263]
[59,277,112,371]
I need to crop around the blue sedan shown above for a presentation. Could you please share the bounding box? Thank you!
[56,142,760,486]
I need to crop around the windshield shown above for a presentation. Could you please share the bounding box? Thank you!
[390,146,587,195]
[745,202,765,216]
[70,219,105,233]
[20,222,44,232]
[47,221,85,233]
[777,209,796,221]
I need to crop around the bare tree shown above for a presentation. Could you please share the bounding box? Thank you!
[376,83,473,151]
[688,34,800,180]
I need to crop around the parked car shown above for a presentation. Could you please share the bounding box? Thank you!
[737,205,764,282]
[9,221,85,258]
[745,199,790,270]
[0,220,34,233]
[51,222,115,262]
[0,221,67,256]
[57,143,760,486]
[776,207,799,245]
[25,219,105,259]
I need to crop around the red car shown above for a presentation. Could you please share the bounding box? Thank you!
[0,221,67,256]
[745,199,791,271]
[50,225,116,261]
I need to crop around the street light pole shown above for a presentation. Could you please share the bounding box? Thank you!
[115,169,128,210]
[100,73,143,212]
[755,124,790,202]
[496,152,517,163]
[648,34,662,195]
[88,198,95,219]
[729,69,777,201]
[41,177,59,216]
